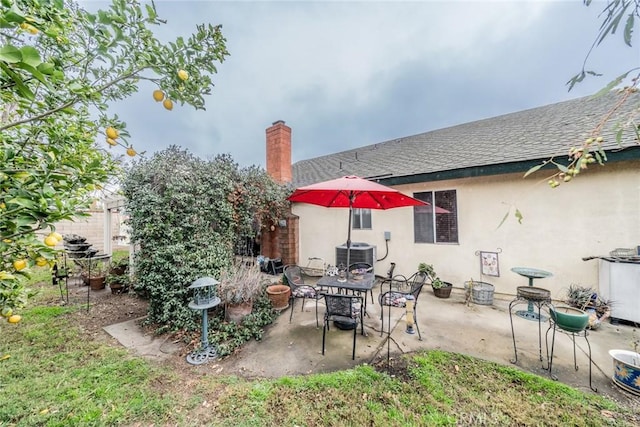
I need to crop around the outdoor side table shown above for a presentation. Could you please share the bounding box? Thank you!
[511,267,552,321]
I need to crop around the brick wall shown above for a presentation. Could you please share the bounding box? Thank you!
[279,214,299,266]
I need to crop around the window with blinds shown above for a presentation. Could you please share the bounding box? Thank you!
[413,190,458,243]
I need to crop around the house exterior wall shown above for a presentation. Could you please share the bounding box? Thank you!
[292,160,640,300]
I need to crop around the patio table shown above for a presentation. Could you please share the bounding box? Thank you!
[316,272,376,317]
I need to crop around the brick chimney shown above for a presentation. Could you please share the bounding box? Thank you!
[266,120,292,184]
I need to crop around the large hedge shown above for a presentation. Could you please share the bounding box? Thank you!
[122,146,290,331]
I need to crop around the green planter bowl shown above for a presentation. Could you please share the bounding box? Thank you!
[549,305,589,332]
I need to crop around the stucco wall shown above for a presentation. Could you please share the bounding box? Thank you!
[292,160,640,300]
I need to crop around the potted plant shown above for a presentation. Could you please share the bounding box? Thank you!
[87,262,110,290]
[106,271,131,294]
[609,330,640,396]
[109,256,129,276]
[420,263,453,298]
[219,263,266,323]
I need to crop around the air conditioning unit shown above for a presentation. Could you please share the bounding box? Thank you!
[335,242,376,268]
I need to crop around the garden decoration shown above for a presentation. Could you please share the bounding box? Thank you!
[609,346,640,396]
[511,267,552,321]
[509,285,551,365]
[186,277,221,365]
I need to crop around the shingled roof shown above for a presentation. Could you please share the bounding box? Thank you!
[292,90,640,187]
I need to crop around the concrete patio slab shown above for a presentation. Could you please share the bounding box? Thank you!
[103,279,639,408]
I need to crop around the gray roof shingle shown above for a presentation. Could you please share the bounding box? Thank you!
[292,91,640,187]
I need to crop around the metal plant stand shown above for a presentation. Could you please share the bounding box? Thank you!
[511,267,552,321]
[186,277,221,365]
[509,286,551,364]
[544,320,597,392]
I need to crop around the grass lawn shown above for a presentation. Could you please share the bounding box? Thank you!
[1,269,638,426]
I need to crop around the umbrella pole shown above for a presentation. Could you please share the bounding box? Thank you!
[346,195,353,280]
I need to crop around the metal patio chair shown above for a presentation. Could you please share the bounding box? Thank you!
[284,264,322,327]
[378,270,427,340]
[348,262,374,303]
[321,293,364,360]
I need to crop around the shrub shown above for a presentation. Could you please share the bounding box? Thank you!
[122,146,290,332]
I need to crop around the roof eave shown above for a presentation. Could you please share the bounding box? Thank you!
[377,145,640,186]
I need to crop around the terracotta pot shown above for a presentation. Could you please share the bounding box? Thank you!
[266,284,291,310]
[89,276,106,290]
[225,300,253,323]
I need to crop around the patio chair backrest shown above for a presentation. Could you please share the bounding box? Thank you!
[284,265,305,289]
[324,293,361,319]
[408,271,427,301]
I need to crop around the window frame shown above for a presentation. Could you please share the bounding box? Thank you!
[413,189,458,244]
[352,208,372,230]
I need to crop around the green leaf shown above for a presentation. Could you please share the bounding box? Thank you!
[594,71,631,96]
[496,210,510,229]
[3,5,27,25]
[15,62,49,87]
[0,62,34,100]
[36,62,55,75]
[624,13,634,46]
[555,164,569,173]
[0,45,22,63]
[523,162,545,178]
[515,209,523,224]
[615,128,623,145]
[18,46,42,67]
[8,197,36,209]
[145,3,157,21]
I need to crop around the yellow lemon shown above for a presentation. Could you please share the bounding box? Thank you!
[177,69,189,81]
[13,259,27,271]
[163,99,173,111]
[52,232,63,242]
[1,307,12,318]
[0,202,5,209]
[44,235,58,247]
[152,89,165,102]
[105,127,119,139]
[126,147,137,157]
[106,138,117,146]
[8,314,22,324]
[35,257,48,267]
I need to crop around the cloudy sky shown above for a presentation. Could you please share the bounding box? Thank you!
[88,1,638,168]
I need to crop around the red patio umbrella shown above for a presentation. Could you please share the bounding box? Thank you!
[287,175,446,272]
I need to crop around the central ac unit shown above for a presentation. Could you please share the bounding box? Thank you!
[335,242,376,268]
